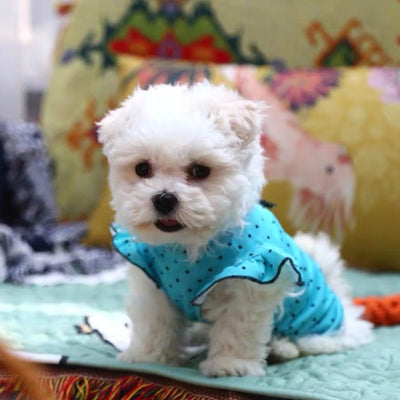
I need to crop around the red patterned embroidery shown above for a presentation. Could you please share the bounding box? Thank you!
[109,28,233,63]
[109,29,157,57]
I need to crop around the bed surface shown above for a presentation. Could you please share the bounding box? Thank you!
[1,268,399,400]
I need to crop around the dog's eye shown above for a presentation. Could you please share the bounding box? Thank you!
[135,161,152,178]
[188,164,210,180]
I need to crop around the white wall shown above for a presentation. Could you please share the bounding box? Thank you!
[0,0,62,121]
[0,2,24,121]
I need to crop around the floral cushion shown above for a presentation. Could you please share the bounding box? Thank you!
[41,0,400,270]
[41,0,400,220]
[85,55,400,271]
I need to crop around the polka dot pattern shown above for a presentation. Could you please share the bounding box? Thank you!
[112,205,344,337]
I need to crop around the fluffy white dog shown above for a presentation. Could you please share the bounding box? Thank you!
[98,82,373,377]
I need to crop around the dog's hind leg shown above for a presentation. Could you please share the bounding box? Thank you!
[293,232,373,354]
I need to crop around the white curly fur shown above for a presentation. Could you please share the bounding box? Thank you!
[99,82,373,377]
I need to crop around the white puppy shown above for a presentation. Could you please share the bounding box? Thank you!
[98,82,373,377]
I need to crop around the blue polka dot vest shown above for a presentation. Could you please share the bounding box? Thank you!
[112,204,344,339]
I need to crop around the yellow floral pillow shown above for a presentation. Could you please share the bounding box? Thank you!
[87,55,400,271]
[300,68,400,270]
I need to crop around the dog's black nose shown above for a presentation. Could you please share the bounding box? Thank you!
[152,191,178,215]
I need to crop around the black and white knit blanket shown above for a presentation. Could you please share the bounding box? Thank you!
[0,121,121,284]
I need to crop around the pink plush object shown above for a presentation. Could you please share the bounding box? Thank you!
[231,66,355,240]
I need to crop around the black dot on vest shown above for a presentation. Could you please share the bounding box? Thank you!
[188,288,192,293]
[289,325,293,330]
[218,256,223,260]
[160,253,165,258]
[263,261,266,266]
[185,270,190,274]
[127,253,131,257]
[249,253,254,256]
[242,266,246,270]
[294,331,299,336]
[286,243,290,247]
[295,299,300,304]
[165,266,169,270]
[174,260,178,264]
[272,220,275,224]
[208,268,213,272]
[291,313,296,318]
[124,240,129,244]
[267,236,270,240]
[176,278,180,283]
[313,318,317,322]
[144,249,148,253]
[255,225,259,229]
[317,286,321,290]
[248,234,252,238]
[227,242,232,246]
[331,318,335,322]
[268,249,272,253]
[238,245,243,249]
[311,303,315,308]
[183,250,187,254]
[198,279,202,283]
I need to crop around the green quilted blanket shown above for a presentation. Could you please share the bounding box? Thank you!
[0,268,399,400]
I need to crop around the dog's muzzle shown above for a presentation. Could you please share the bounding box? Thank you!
[152,191,184,232]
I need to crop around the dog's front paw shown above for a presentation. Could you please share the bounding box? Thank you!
[200,356,266,377]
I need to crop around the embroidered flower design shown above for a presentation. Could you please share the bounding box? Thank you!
[66,98,116,169]
[108,28,233,63]
[59,1,265,67]
[268,69,340,110]
[369,68,400,103]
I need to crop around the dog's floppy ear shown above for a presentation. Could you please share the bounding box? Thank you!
[97,102,132,157]
[97,86,144,156]
[212,99,266,144]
